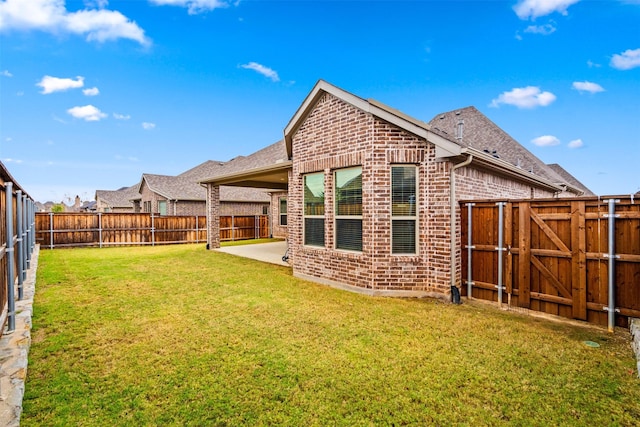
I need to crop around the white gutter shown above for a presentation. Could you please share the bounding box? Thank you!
[450,154,473,303]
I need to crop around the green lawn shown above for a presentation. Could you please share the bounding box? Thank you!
[23,245,640,426]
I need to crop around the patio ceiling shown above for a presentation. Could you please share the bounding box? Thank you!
[199,161,291,190]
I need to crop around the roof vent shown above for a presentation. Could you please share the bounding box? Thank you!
[456,119,464,142]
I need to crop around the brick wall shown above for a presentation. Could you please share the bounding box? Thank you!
[289,92,559,298]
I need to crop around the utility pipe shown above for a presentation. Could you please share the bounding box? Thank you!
[450,154,473,303]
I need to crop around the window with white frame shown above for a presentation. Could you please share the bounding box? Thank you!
[279,197,287,226]
[391,165,417,254]
[335,167,362,251]
[303,173,324,246]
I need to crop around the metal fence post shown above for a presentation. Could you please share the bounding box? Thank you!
[496,202,506,306]
[98,212,103,249]
[151,213,155,246]
[5,183,16,332]
[49,211,54,249]
[604,198,620,333]
[16,190,24,300]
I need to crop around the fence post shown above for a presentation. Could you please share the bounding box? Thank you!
[49,211,54,249]
[496,202,506,306]
[5,183,16,332]
[151,213,155,246]
[255,215,259,239]
[22,194,28,277]
[16,190,24,300]
[195,215,199,243]
[98,212,103,249]
[466,203,475,299]
[231,215,235,241]
[604,198,620,333]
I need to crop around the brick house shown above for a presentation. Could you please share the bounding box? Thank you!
[202,80,588,299]
[95,185,140,212]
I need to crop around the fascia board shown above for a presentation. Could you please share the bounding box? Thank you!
[200,161,292,185]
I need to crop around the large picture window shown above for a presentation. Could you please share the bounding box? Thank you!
[391,166,417,254]
[303,173,324,247]
[335,167,362,251]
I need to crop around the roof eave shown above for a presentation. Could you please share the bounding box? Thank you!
[463,147,564,193]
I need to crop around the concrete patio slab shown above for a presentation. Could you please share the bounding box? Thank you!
[216,241,290,267]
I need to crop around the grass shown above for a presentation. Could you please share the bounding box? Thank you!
[23,244,640,426]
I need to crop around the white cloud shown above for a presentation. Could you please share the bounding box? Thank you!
[524,23,556,35]
[610,48,640,70]
[85,0,109,8]
[587,60,601,68]
[149,0,231,15]
[83,86,100,96]
[490,86,556,109]
[67,104,107,121]
[572,81,604,93]
[1,70,12,77]
[513,0,580,20]
[568,138,583,148]
[37,75,84,94]
[0,0,150,46]
[532,135,561,147]
[240,62,280,82]
[113,113,130,120]
[142,122,156,130]
[2,158,23,164]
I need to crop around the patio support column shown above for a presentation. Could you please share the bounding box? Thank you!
[207,184,221,249]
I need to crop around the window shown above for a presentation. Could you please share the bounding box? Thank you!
[335,167,362,251]
[279,198,287,226]
[158,200,167,216]
[303,173,324,246]
[143,201,151,213]
[391,166,417,254]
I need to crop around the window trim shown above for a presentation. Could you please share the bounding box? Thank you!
[303,172,325,247]
[391,165,418,255]
[334,166,363,252]
[279,197,287,226]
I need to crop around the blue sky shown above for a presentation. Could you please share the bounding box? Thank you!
[1,0,639,203]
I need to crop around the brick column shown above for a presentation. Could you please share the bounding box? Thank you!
[206,184,220,249]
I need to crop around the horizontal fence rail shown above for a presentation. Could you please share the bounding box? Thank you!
[36,213,270,248]
[460,196,640,329]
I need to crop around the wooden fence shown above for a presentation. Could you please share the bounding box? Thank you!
[35,213,271,248]
[1,163,37,333]
[460,196,640,329]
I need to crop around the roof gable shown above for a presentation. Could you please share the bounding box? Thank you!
[283,80,461,159]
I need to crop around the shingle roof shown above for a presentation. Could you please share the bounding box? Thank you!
[428,106,567,185]
[204,140,288,179]
[95,185,140,208]
[546,163,594,196]
[142,160,271,203]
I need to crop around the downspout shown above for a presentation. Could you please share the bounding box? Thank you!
[450,154,473,303]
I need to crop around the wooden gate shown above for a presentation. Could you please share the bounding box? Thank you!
[460,196,640,328]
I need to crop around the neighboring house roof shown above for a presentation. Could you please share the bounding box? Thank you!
[200,140,291,190]
[95,185,140,209]
[546,163,594,196]
[141,160,271,203]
